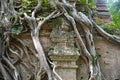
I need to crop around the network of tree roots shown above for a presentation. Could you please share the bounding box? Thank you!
[0,0,120,80]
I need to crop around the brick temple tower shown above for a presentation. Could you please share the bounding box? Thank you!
[95,0,112,25]
[96,0,108,11]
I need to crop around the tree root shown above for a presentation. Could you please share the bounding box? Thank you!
[92,20,120,45]
[60,0,102,79]
[1,0,120,80]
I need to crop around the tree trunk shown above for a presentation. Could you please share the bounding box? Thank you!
[31,30,53,80]
[0,0,120,80]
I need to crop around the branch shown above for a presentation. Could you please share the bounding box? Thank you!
[35,10,57,33]
[64,13,92,60]
[3,56,19,80]
[32,0,42,17]
[92,20,120,45]
[52,11,64,18]
[0,61,12,80]
[48,58,62,80]
[88,8,120,45]
[62,0,76,7]
[58,1,93,29]
[24,13,37,30]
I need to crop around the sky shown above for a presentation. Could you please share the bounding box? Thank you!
[107,0,118,2]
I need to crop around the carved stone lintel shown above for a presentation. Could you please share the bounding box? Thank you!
[49,54,79,66]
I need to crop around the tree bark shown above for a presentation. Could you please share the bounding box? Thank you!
[0,0,120,80]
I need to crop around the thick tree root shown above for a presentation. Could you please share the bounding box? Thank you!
[1,0,120,80]
[60,0,102,79]
[31,33,53,80]
[92,20,120,45]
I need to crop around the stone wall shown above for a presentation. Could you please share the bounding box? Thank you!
[16,32,120,80]
[14,11,119,80]
[94,38,120,80]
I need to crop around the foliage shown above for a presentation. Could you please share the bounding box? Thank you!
[77,0,95,15]
[95,18,103,25]
[1,0,120,80]
[88,1,95,8]
[110,0,120,24]
[103,1,120,35]
[78,0,88,4]
[22,0,52,14]
[42,0,51,7]
[22,0,38,13]
[11,22,22,35]
[104,21,120,35]
[77,0,95,8]
[110,0,120,13]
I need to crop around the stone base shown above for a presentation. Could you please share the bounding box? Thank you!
[56,68,77,80]
[49,53,80,80]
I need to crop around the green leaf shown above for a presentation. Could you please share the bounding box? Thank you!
[11,22,22,35]
[78,0,88,4]
[88,2,95,7]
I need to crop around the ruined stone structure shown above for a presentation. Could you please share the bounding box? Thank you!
[1,0,119,80]
[15,25,120,80]
[94,0,112,25]
[48,19,80,80]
